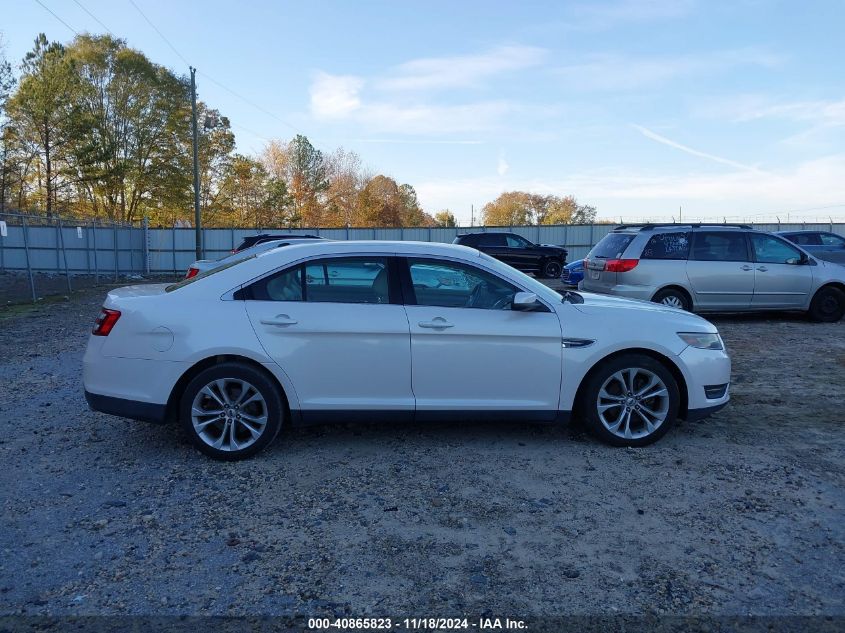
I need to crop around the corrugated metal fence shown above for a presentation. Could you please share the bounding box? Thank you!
[2,210,845,301]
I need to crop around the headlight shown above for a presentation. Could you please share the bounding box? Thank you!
[677,332,724,350]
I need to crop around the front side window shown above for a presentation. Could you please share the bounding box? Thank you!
[641,232,691,260]
[750,234,804,264]
[506,234,531,248]
[408,259,518,310]
[249,257,390,304]
[691,232,749,262]
[786,233,821,246]
[820,233,845,247]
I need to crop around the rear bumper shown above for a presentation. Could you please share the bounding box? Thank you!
[579,281,655,301]
[85,390,168,424]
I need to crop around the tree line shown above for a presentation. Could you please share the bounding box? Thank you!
[0,33,596,228]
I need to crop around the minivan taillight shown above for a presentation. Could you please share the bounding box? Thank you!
[185,267,199,279]
[605,258,639,273]
[93,308,121,336]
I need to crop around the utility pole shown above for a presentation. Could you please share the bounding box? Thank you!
[470,204,475,227]
[679,206,682,223]
[190,67,202,259]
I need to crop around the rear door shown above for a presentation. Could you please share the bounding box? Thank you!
[402,257,562,418]
[686,231,754,310]
[748,234,814,308]
[243,256,414,416]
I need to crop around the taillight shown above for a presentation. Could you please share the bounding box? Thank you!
[185,267,199,279]
[231,249,238,254]
[93,308,121,336]
[605,258,639,272]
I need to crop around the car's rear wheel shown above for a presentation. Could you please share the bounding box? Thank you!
[652,288,691,311]
[581,354,679,447]
[541,259,563,278]
[180,362,283,460]
[808,286,845,322]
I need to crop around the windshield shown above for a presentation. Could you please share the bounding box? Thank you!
[165,255,256,292]
[477,252,562,302]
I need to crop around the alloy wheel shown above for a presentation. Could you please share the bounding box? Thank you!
[191,378,268,452]
[660,295,684,309]
[596,367,670,440]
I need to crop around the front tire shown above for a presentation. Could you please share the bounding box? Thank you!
[541,259,563,279]
[180,362,283,460]
[808,286,845,322]
[581,354,679,447]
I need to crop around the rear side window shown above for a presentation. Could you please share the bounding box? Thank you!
[691,232,749,262]
[248,257,390,304]
[477,234,507,247]
[589,233,635,259]
[641,232,691,260]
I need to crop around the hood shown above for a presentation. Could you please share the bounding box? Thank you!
[572,291,717,332]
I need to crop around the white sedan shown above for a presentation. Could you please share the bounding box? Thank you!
[83,240,731,459]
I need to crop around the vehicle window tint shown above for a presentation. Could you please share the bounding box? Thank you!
[750,234,803,264]
[477,234,506,247]
[408,259,518,310]
[305,258,390,304]
[691,232,748,262]
[506,234,530,247]
[820,233,845,246]
[251,266,303,301]
[786,233,822,246]
[589,233,635,259]
[641,232,691,260]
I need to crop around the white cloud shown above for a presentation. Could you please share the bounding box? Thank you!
[694,95,845,126]
[556,48,782,92]
[379,45,547,92]
[632,124,764,173]
[309,72,364,118]
[497,150,509,176]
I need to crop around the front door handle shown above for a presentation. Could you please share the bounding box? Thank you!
[741,265,752,271]
[418,317,454,329]
[260,314,298,326]
[756,266,768,272]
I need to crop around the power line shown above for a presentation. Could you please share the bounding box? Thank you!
[197,70,299,133]
[71,0,114,36]
[127,0,191,66]
[33,0,79,35]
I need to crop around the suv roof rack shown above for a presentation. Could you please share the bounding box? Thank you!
[612,223,752,231]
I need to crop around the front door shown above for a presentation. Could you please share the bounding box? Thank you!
[402,257,562,419]
[243,256,414,416]
[748,234,814,308]
[686,231,755,310]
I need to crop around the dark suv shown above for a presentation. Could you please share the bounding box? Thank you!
[233,233,324,253]
[453,232,568,278]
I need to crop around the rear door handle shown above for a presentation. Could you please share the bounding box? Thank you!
[260,314,298,326]
[418,317,454,329]
[756,266,768,272]
[741,265,752,271]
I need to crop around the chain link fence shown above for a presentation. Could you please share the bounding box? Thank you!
[2,209,845,304]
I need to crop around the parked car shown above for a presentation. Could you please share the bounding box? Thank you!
[84,240,730,459]
[562,259,585,286]
[185,238,328,278]
[579,223,845,321]
[232,233,324,254]
[452,232,568,278]
[776,230,845,265]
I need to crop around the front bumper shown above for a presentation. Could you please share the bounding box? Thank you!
[677,344,731,417]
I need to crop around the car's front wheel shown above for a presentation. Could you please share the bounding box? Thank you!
[581,354,679,447]
[808,285,845,322]
[541,259,563,278]
[180,362,283,460]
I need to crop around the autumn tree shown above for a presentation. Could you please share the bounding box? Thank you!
[434,210,457,227]
[538,195,597,225]
[483,191,597,225]
[323,147,365,227]
[6,34,78,215]
[482,191,534,225]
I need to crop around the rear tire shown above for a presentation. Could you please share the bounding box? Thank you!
[652,287,692,311]
[179,362,283,460]
[808,286,845,322]
[580,354,679,447]
[541,259,563,279]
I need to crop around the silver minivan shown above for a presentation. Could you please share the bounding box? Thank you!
[579,224,845,322]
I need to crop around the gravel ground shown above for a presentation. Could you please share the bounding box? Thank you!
[0,285,843,621]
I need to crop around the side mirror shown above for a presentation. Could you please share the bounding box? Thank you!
[512,292,540,311]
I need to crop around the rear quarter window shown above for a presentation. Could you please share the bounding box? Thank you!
[589,233,635,259]
[641,232,691,260]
